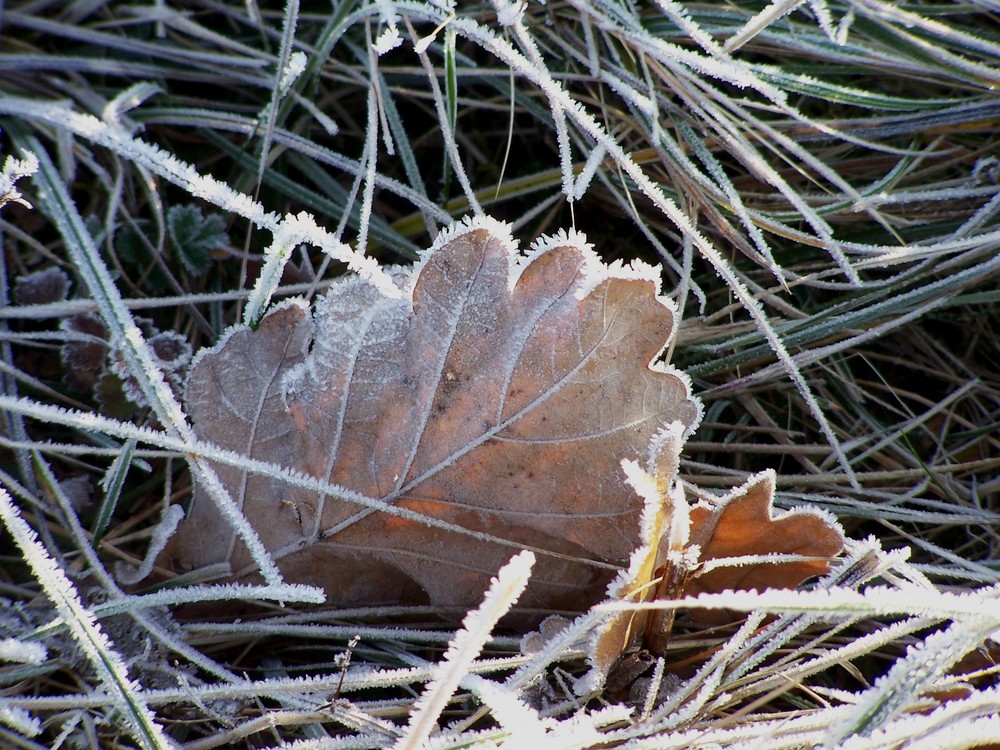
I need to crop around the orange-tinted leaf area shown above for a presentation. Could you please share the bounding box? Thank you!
[583,435,845,689]
[686,471,846,618]
[164,219,702,616]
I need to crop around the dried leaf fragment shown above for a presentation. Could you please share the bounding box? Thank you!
[164,217,701,615]
[686,470,846,618]
[579,439,845,692]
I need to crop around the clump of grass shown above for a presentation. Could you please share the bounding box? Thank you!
[1,2,999,748]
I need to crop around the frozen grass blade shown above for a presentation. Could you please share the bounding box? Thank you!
[17,133,293,590]
[0,488,174,750]
[407,18,483,217]
[255,0,301,186]
[2,3,1000,747]
[393,551,534,750]
[91,437,135,547]
[828,616,1000,746]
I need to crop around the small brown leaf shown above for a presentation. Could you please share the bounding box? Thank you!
[163,218,701,616]
[579,444,844,692]
[685,470,845,624]
[581,422,688,687]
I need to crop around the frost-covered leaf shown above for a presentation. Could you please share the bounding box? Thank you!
[580,439,844,691]
[163,217,701,614]
[13,266,70,305]
[60,313,108,392]
[686,470,846,620]
[0,151,38,210]
[166,203,228,275]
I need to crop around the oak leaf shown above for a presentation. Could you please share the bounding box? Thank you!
[580,431,845,691]
[163,218,702,615]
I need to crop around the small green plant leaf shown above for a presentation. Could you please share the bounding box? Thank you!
[166,204,228,276]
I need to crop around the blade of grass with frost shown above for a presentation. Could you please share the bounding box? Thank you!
[0,489,175,750]
[185,620,503,648]
[506,15,579,204]
[8,662,504,713]
[255,0,300,186]
[796,492,999,528]
[445,26,458,135]
[18,135,292,592]
[0,638,46,666]
[856,0,1000,62]
[0,701,42,738]
[953,189,1000,238]
[570,141,607,202]
[723,0,806,52]
[352,22,384,258]
[35,581,326,626]
[827,616,1000,747]
[0,52,177,81]
[407,19,482,218]
[102,81,163,131]
[245,203,402,325]
[0,96,398,297]
[753,68,960,111]
[392,551,534,750]
[663,585,1000,625]
[451,18,859,486]
[115,504,186,586]
[90,438,135,547]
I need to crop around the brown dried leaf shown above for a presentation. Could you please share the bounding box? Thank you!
[164,218,701,615]
[686,470,846,614]
[580,441,844,692]
[583,422,688,683]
